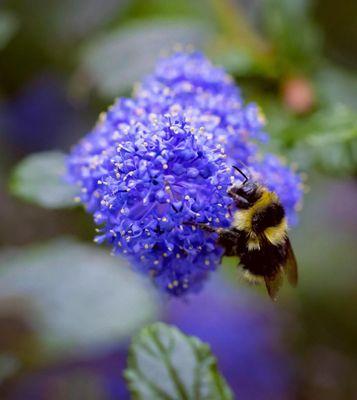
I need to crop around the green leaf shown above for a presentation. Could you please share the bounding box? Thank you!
[52,0,131,41]
[266,103,357,175]
[9,151,77,209]
[0,12,18,50]
[295,109,357,175]
[80,19,213,97]
[262,0,321,72]
[0,238,159,360]
[125,322,233,400]
[315,64,357,108]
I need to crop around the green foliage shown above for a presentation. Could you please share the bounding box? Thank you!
[125,322,233,400]
[0,11,18,50]
[295,107,357,175]
[81,19,212,97]
[315,64,357,108]
[0,238,159,360]
[262,0,322,73]
[9,151,77,209]
[267,104,357,175]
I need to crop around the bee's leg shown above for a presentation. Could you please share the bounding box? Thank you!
[184,221,221,233]
[217,228,246,257]
[185,221,243,258]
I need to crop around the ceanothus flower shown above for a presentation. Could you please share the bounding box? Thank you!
[68,100,235,295]
[135,51,267,165]
[135,51,302,222]
[68,51,303,295]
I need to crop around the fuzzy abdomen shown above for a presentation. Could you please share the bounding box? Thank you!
[239,238,288,278]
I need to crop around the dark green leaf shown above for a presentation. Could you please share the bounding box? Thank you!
[81,19,213,97]
[9,151,77,209]
[125,322,233,400]
[0,238,159,359]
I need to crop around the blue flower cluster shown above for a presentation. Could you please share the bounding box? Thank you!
[136,51,267,164]
[68,51,303,295]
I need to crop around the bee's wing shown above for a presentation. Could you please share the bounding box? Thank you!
[283,237,298,287]
[264,269,283,301]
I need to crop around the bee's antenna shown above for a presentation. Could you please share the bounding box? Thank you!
[232,165,249,185]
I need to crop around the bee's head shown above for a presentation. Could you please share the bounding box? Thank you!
[229,181,262,204]
[229,165,264,206]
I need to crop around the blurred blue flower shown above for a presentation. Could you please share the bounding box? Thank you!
[1,74,87,154]
[4,349,130,400]
[68,51,303,295]
[68,101,234,295]
[167,276,295,399]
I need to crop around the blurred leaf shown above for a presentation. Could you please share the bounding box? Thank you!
[9,151,77,209]
[315,64,357,108]
[262,0,321,72]
[0,11,18,50]
[0,354,20,384]
[0,238,159,360]
[268,104,357,175]
[125,322,233,400]
[209,0,275,77]
[126,0,213,19]
[52,0,131,41]
[80,19,213,97]
[212,47,257,75]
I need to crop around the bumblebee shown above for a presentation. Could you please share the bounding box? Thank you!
[192,166,298,300]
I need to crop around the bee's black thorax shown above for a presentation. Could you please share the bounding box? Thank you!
[251,202,285,233]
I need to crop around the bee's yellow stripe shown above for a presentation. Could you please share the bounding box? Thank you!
[233,189,278,231]
[264,218,287,245]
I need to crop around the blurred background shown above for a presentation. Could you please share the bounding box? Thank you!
[0,0,356,399]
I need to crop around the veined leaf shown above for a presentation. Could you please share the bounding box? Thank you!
[125,322,233,400]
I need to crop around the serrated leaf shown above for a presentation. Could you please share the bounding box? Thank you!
[0,238,159,360]
[125,322,233,400]
[81,19,212,97]
[9,151,77,209]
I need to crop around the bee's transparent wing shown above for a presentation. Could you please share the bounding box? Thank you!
[283,238,298,287]
[264,269,283,301]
